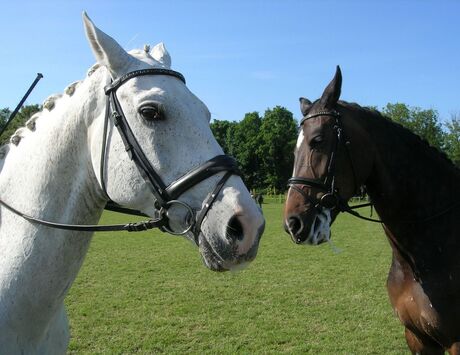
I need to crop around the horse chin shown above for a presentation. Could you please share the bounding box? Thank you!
[197,232,258,272]
[302,208,332,246]
[197,234,230,272]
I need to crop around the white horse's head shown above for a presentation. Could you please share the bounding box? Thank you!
[83,13,264,271]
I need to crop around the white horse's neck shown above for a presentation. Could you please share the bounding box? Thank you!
[0,68,108,351]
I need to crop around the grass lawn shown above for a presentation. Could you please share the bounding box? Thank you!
[66,202,408,354]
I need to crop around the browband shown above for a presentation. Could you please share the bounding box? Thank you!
[300,110,339,126]
[105,68,186,94]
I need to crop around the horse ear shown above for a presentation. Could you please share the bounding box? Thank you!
[299,97,312,116]
[319,65,342,108]
[82,12,133,77]
[150,43,171,69]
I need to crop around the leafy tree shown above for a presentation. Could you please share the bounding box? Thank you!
[444,113,460,167]
[258,106,297,191]
[211,114,264,189]
[381,103,410,126]
[382,103,445,150]
[209,119,236,154]
[0,108,11,131]
[211,108,298,192]
[229,112,263,189]
[0,105,40,144]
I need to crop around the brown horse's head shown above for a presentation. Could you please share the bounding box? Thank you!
[284,66,374,245]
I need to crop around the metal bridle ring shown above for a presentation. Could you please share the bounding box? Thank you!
[319,193,339,210]
[160,200,196,236]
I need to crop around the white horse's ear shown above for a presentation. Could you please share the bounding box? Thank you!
[150,43,171,68]
[82,12,133,77]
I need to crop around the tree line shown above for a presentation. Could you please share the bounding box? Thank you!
[1,103,459,192]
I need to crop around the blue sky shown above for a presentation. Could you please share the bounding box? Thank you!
[2,1,459,123]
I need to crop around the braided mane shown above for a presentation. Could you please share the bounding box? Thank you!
[0,64,103,169]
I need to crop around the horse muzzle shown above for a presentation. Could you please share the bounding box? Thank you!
[284,208,332,245]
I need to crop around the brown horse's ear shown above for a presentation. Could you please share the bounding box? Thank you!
[299,97,312,116]
[319,66,342,108]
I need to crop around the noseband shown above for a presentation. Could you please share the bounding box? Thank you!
[0,68,241,245]
[288,109,379,222]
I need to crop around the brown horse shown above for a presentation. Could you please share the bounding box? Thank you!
[284,66,460,354]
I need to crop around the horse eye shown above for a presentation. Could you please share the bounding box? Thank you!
[310,135,324,147]
[139,105,163,121]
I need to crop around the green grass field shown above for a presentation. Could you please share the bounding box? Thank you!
[66,202,408,354]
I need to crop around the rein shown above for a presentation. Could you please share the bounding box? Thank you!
[0,68,240,244]
[0,198,163,232]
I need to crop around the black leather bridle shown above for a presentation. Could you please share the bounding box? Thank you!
[287,109,380,223]
[0,68,241,244]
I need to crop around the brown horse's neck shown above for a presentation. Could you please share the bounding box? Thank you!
[359,110,460,275]
[363,115,460,222]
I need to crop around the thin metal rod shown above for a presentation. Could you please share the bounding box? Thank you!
[0,73,44,137]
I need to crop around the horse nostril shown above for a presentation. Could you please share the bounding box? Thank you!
[226,215,244,241]
[287,215,303,236]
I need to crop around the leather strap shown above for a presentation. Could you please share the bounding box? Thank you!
[166,155,240,199]
[105,68,185,94]
[107,92,169,206]
[193,171,234,243]
[0,198,163,232]
[299,110,339,126]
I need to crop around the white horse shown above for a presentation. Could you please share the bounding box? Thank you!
[0,13,264,354]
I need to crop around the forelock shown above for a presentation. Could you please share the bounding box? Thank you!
[128,49,162,68]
